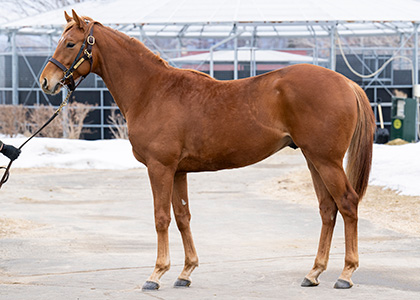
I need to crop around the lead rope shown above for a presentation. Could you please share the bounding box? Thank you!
[0,89,73,189]
[1,23,95,189]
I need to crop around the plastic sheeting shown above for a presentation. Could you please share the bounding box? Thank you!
[2,0,420,37]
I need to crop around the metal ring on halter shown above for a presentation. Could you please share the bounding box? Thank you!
[0,166,10,184]
[87,35,95,45]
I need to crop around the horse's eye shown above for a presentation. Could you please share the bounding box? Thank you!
[66,42,76,48]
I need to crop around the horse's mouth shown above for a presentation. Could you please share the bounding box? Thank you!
[51,82,62,94]
[42,82,61,95]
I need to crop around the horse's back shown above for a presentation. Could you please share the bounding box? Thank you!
[176,64,361,172]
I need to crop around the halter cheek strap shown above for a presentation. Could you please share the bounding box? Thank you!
[48,25,95,91]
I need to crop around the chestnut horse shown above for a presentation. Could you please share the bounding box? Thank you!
[40,10,375,290]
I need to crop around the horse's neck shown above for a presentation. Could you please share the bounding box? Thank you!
[92,25,170,116]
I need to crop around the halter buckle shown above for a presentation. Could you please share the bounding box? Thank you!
[64,72,73,79]
[84,49,92,59]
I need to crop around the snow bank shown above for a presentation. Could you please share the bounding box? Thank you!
[0,136,140,170]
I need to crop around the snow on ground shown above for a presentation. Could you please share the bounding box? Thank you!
[370,142,420,196]
[0,136,139,170]
[1,135,419,196]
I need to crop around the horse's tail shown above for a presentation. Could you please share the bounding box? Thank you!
[346,80,376,200]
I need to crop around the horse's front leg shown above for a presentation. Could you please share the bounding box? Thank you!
[142,162,176,291]
[172,172,199,287]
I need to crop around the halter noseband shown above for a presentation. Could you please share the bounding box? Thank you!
[49,24,95,91]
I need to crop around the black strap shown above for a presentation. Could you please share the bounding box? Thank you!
[48,57,67,72]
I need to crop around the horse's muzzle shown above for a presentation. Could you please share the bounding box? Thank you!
[41,77,61,95]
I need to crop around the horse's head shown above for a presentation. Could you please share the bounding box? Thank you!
[40,10,94,95]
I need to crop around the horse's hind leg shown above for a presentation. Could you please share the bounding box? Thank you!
[303,153,360,289]
[172,172,199,287]
[301,158,338,287]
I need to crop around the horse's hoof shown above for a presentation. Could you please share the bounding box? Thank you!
[142,280,160,291]
[174,278,191,288]
[301,277,319,287]
[334,279,353,289]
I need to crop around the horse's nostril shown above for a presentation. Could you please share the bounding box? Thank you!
[42,78,48,89]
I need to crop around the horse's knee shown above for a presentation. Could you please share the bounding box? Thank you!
[175,212,191,231]
[319,202,338,226]
[320,214,337,227]
[155,213,171,231]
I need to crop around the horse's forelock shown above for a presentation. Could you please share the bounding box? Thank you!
[63,20,75,33]
[63,16,95,34]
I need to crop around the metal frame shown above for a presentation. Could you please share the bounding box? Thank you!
[1,20,419,140]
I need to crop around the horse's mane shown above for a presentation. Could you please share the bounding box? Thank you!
[107,25,171,69]
[186,69,213,79]
[63,17,170,69]
[63,17,215,76]
[146,50,170,69]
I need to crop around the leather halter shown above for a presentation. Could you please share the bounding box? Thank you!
[49,24,95,91]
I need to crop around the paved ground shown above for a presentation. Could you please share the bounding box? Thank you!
[0,150,419,299]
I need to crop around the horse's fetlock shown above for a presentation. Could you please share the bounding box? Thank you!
[186,256,199,268]
[314,260,327,272]
[345,258,359,271]
[156,262,171,272]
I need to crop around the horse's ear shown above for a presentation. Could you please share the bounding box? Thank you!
[64,11,72,23]
[72,9,86,30]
